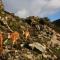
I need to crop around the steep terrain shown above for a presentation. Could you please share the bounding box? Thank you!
[0,0,60,60]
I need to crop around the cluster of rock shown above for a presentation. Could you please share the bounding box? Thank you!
[0,0,60,60]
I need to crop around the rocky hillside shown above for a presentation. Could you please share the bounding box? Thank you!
[0,0,60,60]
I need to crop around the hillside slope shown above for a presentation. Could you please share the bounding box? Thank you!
[0,0,60,60]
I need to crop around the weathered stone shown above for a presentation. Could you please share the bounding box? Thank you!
[29,42,46,52]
